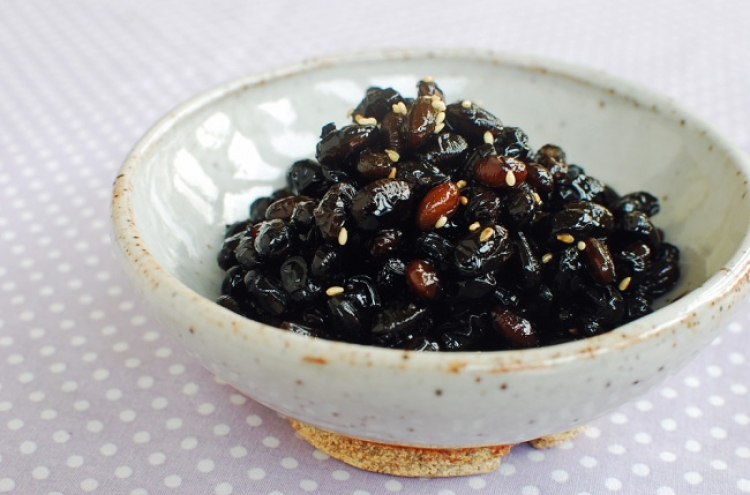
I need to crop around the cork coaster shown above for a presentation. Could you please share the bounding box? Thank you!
[528,425,588,449]
[289,419,512,478]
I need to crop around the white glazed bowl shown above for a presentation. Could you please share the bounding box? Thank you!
[112,49,750,448]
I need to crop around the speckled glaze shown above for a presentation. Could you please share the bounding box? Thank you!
[112,49,750,448]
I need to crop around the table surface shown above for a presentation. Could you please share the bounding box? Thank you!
[1,1,749,494]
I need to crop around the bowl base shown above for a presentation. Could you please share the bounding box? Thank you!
[289,419,586,477]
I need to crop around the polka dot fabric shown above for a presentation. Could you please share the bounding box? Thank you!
[1,1,749,493]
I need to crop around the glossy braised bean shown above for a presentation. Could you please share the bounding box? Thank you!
[353,87,404,121]
[461,186,503,224]
[514,231,542,289]
[316,124,380,167]
[580,237,616,285]
[554,165,607,204]
[417,79,444,99]
[253,219,294,259]
[525,163,555,195]
[402,96,438,150]
[535,144,568,178]
[351,179,412,230]
[470,145,527,188]
[287,159,329,197]
[217,230,244,271]
[394,160,449,191]
[369,229,404,258]
[612,192,660,217]
[371,303,432,347]
[453,224,514,277]
[551,202,615,238]
[619,210,661,246]
[445,101,503,144]
[421,133,469,173]
[249,196,272,223]
[492,308,538,349]
[313,182,357,240]
[244,270,290,316]
[494,126,532,160]
[327,275,381,341]
[413,232,455,271]
[415,182,460,231]
[265,195,314,222]
[380,111,406,155]
[405,259,441,299]
[356,150,394,180]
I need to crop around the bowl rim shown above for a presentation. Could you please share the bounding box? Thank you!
[112,47,750,373]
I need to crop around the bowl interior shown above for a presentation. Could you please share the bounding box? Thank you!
[130,52,749,312]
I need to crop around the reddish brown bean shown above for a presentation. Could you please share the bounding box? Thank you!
[473,155,527,188]
[581,237,616,285]
[415,182,460,231]
[402,96,437,150]
[491,307,538,349]
[405,259,441,299]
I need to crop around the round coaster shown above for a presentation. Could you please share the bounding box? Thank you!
[289,419,513,478]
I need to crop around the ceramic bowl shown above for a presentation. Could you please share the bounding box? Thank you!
[112,49,750,454]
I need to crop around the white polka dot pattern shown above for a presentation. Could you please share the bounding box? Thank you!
[0,1,749,494]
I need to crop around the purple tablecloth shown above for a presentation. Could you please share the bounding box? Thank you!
[1,1,748,493]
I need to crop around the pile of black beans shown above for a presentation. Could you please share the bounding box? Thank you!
[215,79,680,351]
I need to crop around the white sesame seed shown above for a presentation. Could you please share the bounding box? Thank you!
[433,122,445,134]
[556,233,575,244]
[423,75,435,83]
[388,167,397,179]
[532,192,542,203]
[431,100,447,112]
[468,221,481,231]
[434,216,448,229]
[542,253,553,264]
[354,114,364,122]
[480,227,494,242]
[483,130,494,145]
[456,180,467,189]
[618,277,632,291]
[337,227,348,246]
[577,240,586,251]
[505,170,516,187]
[435,112,446,125]
[357,116,377,126]
[385,149,400,163]
[326,286,345,297]
[459,196,469,206]
[397,101,408,114]
[461,100,472,109]
[346,108,354,118]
